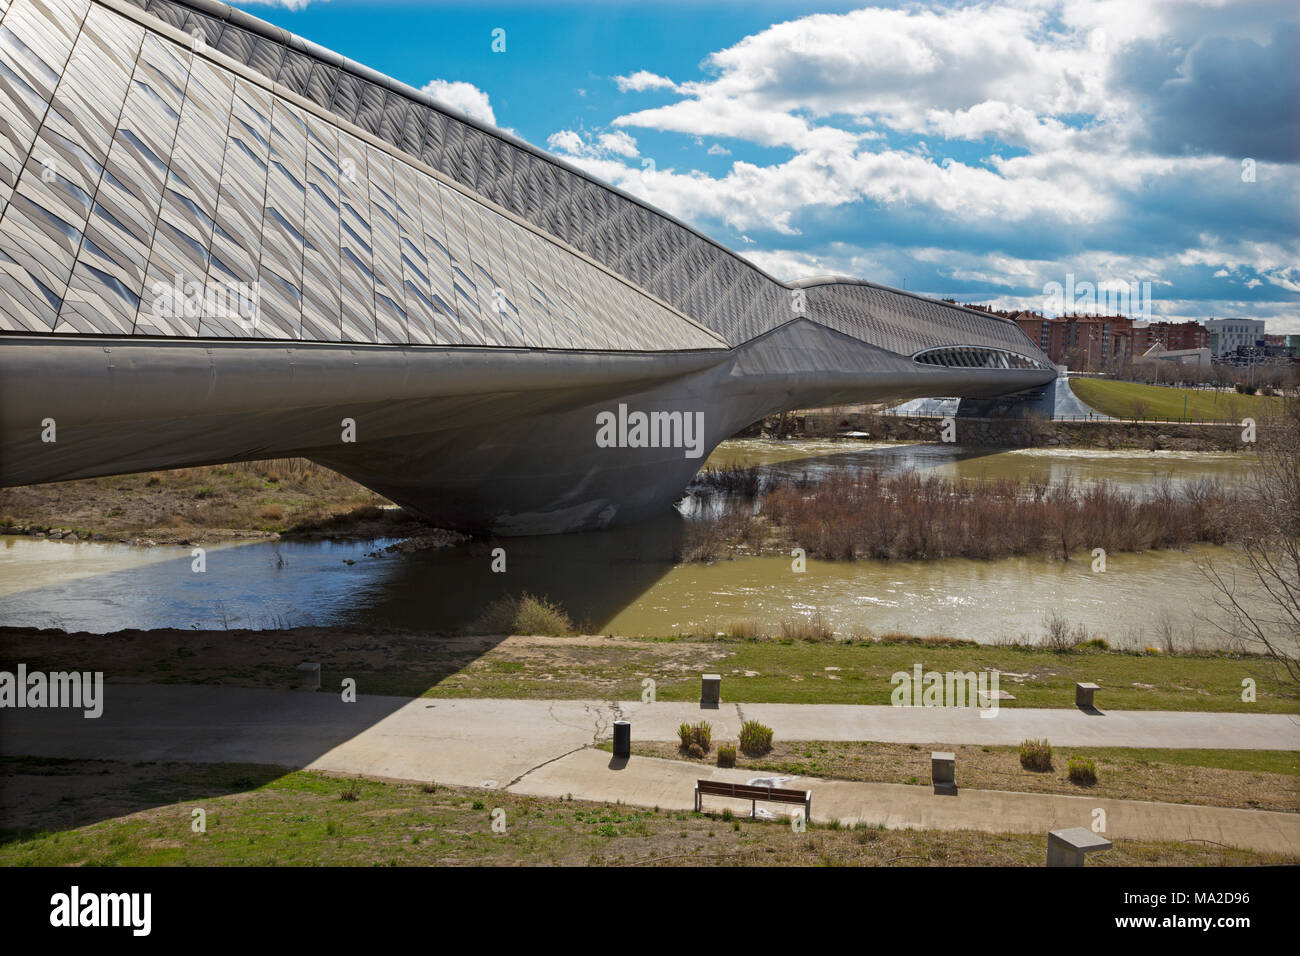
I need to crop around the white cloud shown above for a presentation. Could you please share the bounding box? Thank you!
[547,128,640,161]
[615,70,678,93]
[597,131,639,158]
[546,130,586,155]
[249,0,321,10]
[420,79,496,126]
[530,1,1299,325]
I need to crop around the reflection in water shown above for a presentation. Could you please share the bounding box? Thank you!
[0,516,687,635]
[0,442,1256,645]
[702,440,1255,492]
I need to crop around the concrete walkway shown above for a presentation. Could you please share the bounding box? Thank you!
[4,685,1296,852]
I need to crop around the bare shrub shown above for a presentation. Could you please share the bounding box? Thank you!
[723,620,768,641]
[1154,613,1179,654]
[1201,398,1300,684]
[752,467,1242,562]
[1040,611,1076,652]
[779,612,835,642]
[468,592,573,636]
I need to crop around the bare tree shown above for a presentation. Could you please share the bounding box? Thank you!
[1200,398,1300,682]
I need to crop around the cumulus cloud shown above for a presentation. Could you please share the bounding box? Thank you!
[420,79,497,126]
[614,70,678,93]
[547,128,640,161]
[545,0,1297,319]
[597,131,640,157]
[248,0,320,9]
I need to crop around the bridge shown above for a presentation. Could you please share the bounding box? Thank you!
[0,0,1055,534]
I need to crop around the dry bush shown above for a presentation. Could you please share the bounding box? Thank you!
[723,620,769,641]
[1040,611,1075,651]
[678,511,753,563]
[753,467,1243,561]
[468,592,573,636]
[779,612,836,642]
[1019,739,1053,772]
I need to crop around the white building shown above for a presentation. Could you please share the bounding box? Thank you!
[1204,318,1266,357]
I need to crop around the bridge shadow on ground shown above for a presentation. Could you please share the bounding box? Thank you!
[0,507,698,837]
[0,440,1017,838]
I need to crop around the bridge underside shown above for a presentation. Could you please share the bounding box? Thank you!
[0,322,1051,535]
[0,0,1057,535]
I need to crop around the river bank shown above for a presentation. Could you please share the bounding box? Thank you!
[0,458,452,546]
[0,438,1258,550]
[743,410,1263,451]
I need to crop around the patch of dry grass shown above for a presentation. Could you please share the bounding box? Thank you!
[1,760,1289,867]
[630,739,1299,813]
[0,459,401,543]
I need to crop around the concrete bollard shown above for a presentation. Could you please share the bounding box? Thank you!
[613,720,631,759]
[295,661,321,691]
[701,673,721,707]
[1047,827,1112,866]
[1075,682,1100,709]
[931,751,956,794]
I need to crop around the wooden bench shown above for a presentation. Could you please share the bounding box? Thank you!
[694,779,811,821]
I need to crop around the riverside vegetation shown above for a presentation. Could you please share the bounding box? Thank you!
[681,467,1249,563]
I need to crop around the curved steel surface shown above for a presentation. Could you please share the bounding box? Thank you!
[0,0,1056,533]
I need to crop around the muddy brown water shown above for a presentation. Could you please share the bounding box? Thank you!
[0,442,1257,646]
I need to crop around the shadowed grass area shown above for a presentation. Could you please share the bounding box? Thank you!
[0,759,1291,867]
[1069,378,1282,422]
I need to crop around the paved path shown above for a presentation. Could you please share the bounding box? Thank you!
[5,685,1296,852]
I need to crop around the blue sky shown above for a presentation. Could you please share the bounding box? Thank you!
[247,0,1298,331]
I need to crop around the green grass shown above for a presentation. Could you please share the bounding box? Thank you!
[1,760,1291,867]
[487,638,1297,713]
[1069,378,1282,422]
[1082,746,1299,775]
[10,625,1293,713]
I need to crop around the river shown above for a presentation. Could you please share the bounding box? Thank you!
[0,442,1257,648]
